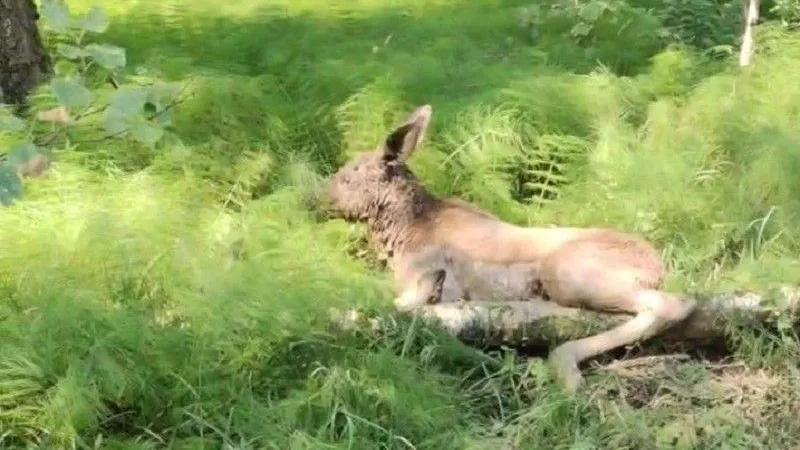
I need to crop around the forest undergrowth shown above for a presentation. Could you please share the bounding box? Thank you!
[1,0,800,447]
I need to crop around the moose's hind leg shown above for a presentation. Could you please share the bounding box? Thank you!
[549,288,696,391]
[540,250,696,392]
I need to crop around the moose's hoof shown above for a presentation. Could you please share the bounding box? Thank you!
[549,344,584,393]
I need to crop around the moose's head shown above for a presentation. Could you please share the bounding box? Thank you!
[317,104,433,222]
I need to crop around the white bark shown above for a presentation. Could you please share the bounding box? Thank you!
[739,0,761,67]
[336,286,800,349]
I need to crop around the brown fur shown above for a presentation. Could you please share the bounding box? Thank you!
[319,104,697,392]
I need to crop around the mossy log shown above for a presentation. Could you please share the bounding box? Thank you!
[415,286,800,348]
[338,286,800,350]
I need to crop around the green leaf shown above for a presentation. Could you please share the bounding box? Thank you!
[143,102,158,115]
[146,83,181,109]
[153,109,172,127]
[0,113,26,133]
[102,111,132,135]
[6,142,43,168]
[108,87,148,118]
[570,22,593,38]
[148,82,183,102]
[103,88,150,135]
[580,1,608,22]
[57,44,88,60]
[39,0,71,33]
[76,6,109,33]
[131,122,164,147]
[145,82,182,126]
[54,60,78,77]
[85,44,126,70]
[141,100,173,127]
[0,164,22,207]
[51,78,95,110]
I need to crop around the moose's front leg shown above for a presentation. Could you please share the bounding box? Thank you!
[394,268,447,312]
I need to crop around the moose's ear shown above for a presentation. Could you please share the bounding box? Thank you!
[382,104,432,163]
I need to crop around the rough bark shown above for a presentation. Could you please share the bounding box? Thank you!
[337,286,800,350]
[0,0,51,107]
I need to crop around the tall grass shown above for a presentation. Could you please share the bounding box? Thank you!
[2,0,800,447]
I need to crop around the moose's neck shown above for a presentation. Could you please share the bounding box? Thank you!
[364,184,437,260]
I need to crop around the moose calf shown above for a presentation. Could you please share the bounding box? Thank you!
[318,104,697,392]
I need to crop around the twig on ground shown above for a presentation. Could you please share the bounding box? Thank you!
[596,354,691,373]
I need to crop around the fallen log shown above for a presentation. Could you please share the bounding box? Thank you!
[335,286,800,350]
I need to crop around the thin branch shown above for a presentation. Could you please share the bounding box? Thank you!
[69,88,193,145]
[34,103,109,147]
[41,80,195,146]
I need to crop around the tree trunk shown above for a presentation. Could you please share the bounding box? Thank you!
[739,0,761,67]
[0,0,51,107]
[335,286,800,350]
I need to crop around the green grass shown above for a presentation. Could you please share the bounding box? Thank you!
[3,0,800,447]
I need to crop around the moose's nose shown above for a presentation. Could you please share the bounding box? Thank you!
[303,182,334,221]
